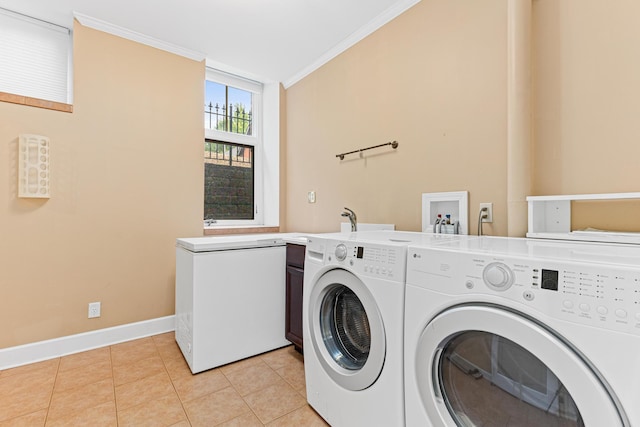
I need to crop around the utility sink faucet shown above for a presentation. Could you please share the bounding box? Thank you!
[341,207,357,232]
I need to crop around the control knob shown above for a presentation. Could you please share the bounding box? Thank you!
[335,244,348,261]
[483,262,515,291]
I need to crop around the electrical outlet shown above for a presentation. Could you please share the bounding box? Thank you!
[88,302,101,318]
[480,203,493,223]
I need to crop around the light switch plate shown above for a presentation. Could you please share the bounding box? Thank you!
[308,191,316,203]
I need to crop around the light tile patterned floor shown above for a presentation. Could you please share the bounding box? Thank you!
[0,333,328,426]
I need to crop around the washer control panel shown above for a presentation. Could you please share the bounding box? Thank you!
[408,248,640,335]
[334,243,348,261]
[483,262,515,291]
[313,238,406,283]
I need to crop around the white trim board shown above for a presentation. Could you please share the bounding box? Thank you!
[282,0,422,89]
[73,0,422,89]
[73,12,206,62]
[0,315,175,370]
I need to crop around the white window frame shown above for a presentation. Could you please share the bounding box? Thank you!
[0,7,73,104]
[204,68,264,227]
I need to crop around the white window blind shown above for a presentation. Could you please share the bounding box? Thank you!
[0,8,72,104]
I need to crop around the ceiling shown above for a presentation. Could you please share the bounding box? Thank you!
[0,0,421,87]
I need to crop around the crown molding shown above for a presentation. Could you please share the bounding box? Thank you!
[283,0,422,89]
[73,12,206,62]
[74,0,422,87]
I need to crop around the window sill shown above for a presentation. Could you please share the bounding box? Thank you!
[0,92,73,113]
[203,226,280,236]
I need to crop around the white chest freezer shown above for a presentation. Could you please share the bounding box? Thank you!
[175,234,290,373]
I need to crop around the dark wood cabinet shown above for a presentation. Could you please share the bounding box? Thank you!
[285,243,305,352]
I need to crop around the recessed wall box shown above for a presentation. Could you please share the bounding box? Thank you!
[18,134,50,198]
[422,191,469,234]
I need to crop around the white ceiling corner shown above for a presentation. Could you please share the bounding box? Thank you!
[0,0,422,85]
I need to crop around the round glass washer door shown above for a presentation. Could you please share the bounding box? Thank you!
[415,304,626,427]
[308,268,386,391]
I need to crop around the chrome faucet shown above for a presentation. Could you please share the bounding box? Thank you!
[341,207,357,232]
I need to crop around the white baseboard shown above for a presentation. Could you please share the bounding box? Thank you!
[0,315,175,370]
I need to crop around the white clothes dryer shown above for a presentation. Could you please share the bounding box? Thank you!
[303,231,474,426]
[404,236,640,427]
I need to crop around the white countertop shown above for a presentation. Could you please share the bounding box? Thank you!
[176,232,309,252]
[281,233,309,245]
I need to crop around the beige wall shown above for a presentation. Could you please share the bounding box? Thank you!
[533,1,640,197]
[7,0,640,349]
[285,0,509,234]
[286,0,640,234]
[286,0,507,234]
[0,22,204,348]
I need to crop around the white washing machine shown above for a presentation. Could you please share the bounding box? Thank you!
[303,231,475,426]
[404,236,640,426]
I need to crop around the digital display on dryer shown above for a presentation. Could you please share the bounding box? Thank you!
[541,269,559,291]
[356,246,364,259]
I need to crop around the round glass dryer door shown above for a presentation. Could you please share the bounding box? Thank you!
[439,331,582,426]
[308,269,386,391]
[415,305,626,426]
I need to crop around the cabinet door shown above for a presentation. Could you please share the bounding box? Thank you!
[286,244,305,268]
[285,264,304,351]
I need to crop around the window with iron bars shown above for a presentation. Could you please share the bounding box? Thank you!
[204,69,262,226]
[204,140,253,166]
[205,81,253,135]
[205,101,252,135]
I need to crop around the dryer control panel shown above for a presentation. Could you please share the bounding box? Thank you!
[408,247,640,336]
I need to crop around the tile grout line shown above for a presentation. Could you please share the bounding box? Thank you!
[256,355,303,426]
[217,362,264,425]
[0,335,315,426]
[109,344,119,426]
[113,338,179,424]
[155,335,193,426]
[42,357,61,426]
[269,354,312,425]
[272,355,307,397]
[254,352,308,425]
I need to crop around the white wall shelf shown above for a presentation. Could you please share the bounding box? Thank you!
[527,192,640,244]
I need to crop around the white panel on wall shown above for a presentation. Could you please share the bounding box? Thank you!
[18,134,50,198]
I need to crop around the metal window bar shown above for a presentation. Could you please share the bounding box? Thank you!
[204,140,253,167]
[205,103,252,135]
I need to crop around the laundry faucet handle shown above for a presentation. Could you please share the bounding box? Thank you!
[342,207,357,221]
[341,207,358,232]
